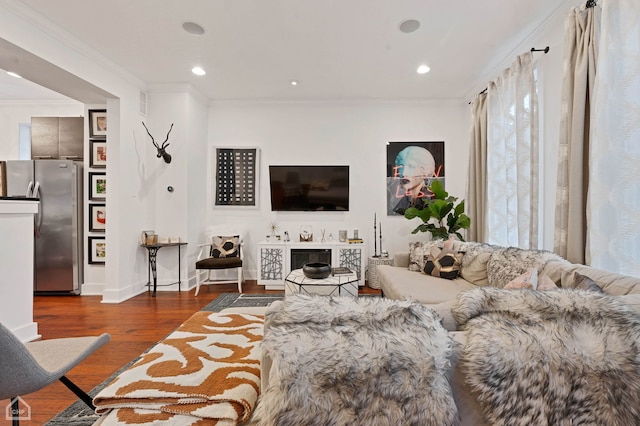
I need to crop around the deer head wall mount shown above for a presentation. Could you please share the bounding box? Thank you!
[142,121,173,164]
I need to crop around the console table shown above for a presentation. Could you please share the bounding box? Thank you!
[140,242,187,296]
[257,241,365,290]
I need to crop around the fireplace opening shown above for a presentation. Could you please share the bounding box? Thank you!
[290,248,331,270]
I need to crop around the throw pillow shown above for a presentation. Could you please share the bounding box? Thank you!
[537,274,558,291]
[459,242,497,286]
[408,241,439,272]
[572,272,605,293]
[423,246,463,280]
[505,269,539,290]
[210,235,240,258]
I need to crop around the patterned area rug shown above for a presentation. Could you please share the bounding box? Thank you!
[45,293,281,426]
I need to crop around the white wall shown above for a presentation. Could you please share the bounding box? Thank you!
[0,100,83,159]
[207,100,469,279]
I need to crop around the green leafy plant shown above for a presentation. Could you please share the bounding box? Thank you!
[403,180,471,241]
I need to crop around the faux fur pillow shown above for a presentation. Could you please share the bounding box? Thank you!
[572,272,605,293]
[487,247,566,288]
[424,246,463,280]
[210,235,240,258]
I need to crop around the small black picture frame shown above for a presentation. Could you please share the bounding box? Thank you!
[89,109,107,139]
[88,236,106,264]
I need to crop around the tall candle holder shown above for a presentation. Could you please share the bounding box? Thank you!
[373,213,379,257]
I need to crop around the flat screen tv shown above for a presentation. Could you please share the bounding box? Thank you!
[269,165,350,211]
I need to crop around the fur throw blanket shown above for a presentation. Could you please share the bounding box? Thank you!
[453,287,640,425]
[254,294,459,426]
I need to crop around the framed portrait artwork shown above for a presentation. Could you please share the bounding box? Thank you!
[88,203,106,232]
[89,172,107,200]
[386,141,445,216]
[90,140,107,168]
[89,109,107,139]
[88,236,106,264]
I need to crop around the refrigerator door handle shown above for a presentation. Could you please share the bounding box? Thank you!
[33,181,43,236]
[27,181,34,198]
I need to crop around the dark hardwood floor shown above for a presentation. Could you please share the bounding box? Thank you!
[5,281,380,425]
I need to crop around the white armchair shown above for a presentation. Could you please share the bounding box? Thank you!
[195,235,243,295]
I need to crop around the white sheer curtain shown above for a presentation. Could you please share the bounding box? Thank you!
[588,0,640,275]
[486,52,540,248]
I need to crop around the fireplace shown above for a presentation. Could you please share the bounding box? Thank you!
[290,248,331,270]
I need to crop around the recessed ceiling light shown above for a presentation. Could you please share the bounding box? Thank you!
[6,71,22,78]
[290,80,298,86]
[192,66,206,76]
[183,22,205,35]
[417,65,431,74]
[399,19,420,34]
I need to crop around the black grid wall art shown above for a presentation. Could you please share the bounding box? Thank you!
[214,147,259,207]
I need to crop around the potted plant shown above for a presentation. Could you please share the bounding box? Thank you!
[403,180,471,241]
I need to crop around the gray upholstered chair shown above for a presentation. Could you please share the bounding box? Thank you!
[0,323,110,425]
[195,235,244,295]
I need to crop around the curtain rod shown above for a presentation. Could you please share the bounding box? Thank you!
[531,46,550,53]
[468,47,550,104]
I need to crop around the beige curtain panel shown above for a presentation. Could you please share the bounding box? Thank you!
[553,5,599,264]
[467,92,488,243]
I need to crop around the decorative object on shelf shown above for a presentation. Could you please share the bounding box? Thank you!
[386,141,445,216]
[379,221,383,256]
[353,229,359,239]
[321,229,326,243]
[214,147,259,208]
[89,109,107,139]
[140,230,155,244]
[339,230,347,242]
[328,233,334,242]
[283,231,290,242]
[404,179,471,241]
[373,213,379,257]
[169,236,181,243]
[142,121,173,164]
[302,262,332,279]
[89,172,107,201]
[89,140,107,168]
[268,221,280,238]
[0,161,6,197]
[88,236,106,264]
[300,225,313,242]
[348,238,363,244]
[381,250,389,258]
[88,203,106,232]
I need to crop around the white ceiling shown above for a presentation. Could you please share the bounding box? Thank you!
[5,0,574,101]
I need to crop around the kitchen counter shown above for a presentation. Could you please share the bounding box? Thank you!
[0,198,40,341]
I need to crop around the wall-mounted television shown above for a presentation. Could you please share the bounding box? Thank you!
[269,165,350,211]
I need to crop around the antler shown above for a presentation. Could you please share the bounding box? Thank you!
[161,123,173,149]
[141,121,158,149]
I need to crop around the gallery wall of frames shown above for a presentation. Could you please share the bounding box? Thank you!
[87,109,106,265]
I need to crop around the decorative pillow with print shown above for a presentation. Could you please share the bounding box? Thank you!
[423,246,463,280]
[408,241,440,272]
[210,235,240,258]
[572,272,605,293]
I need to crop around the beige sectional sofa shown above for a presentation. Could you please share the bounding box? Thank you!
[231,242,640,424]
[377,240,640,320]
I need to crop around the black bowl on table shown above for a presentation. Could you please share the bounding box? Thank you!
[302,262,332,279]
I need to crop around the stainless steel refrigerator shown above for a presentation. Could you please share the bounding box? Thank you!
[5,160,83,294]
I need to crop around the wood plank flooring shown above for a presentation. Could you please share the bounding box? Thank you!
[4,281,380,425]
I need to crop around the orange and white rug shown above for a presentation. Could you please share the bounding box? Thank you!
[93,311,264,425]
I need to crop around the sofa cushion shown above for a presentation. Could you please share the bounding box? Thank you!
[377,264,476,304]
[487,246,567,288]
[458,243,497,287]
[424,246,463,280]
[571,272,605,293]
